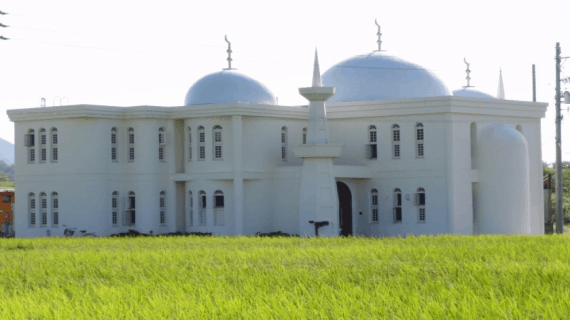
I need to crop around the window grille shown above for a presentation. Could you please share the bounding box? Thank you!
[392,124,400,159]
[281,127,287,161]
[27,130,35,163]
[199,191,206,226]
[111,128,118,162]
[52,148,58,161]
[159,127,166,145]
[198,126,205,160]
[40,129,46,163]
[53,212,59,226]
[30,149,35,162]
[188,191,193,227]
[29,193,36,226]
[213,125,222,160]
[128,128,134,162]
[303,127,307,145]
[52,192,59,226]
[159,147,164,161]
[214,190,224,226]
[40,192,47,226]
[112,191,118,226]
[124,191,136,226]
[51,128,58,162]
[111,133,116,144]
[366,144,378,159]
[112,147,117,161]
[129,148,134,161]
[41,149,47,162]
[188,128,192,162]
[371,189,379,222]
[416,123,424,158]
[416,187,426,222]
[160,191,166,225]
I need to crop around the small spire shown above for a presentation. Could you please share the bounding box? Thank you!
[463,58,473,88]
[312,48,322,87]
[374,19,382,51]
[497,69,505,99]
[223,35,235,70]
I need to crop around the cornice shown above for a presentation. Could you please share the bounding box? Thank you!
[6,96,548,123]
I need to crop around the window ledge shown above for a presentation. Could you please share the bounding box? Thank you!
[417,221,426,224]
[370,221,379,224]
[393,221,402,224]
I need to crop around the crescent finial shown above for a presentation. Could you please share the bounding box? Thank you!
[464,58,469,66]
[225,35,230,45]
[375,19,380,27]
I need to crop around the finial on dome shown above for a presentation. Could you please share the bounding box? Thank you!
[312,48,322,87]
[463,58,473,88]
[497,68,505,99]
[223,35,236,70]
[374,19,382,52]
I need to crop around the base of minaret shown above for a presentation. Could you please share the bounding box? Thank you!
[293,144,343,237]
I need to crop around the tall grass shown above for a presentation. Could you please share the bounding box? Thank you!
[0,235,569,319]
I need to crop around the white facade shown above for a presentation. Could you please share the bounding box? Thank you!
[6,47,548,238]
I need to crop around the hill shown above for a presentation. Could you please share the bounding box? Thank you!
[0,137,14,165]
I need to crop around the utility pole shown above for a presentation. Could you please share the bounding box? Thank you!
[555,43,564,234]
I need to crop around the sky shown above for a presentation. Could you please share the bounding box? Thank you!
[1,0,570,164]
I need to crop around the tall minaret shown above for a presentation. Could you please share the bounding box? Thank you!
[293,49,344,237]
[497,69,505,99]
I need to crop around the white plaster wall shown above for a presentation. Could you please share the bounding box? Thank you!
[185,179,234,235]
[184,117,234,174]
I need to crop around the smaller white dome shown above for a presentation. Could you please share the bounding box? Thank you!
[453,88,495,99]
[185,70,276,106]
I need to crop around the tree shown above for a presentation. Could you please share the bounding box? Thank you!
[0,173,8,182]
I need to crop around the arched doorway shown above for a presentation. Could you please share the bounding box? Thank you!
[337,181,353,236]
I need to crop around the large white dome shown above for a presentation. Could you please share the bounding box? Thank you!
[321,52,451,103]
[184,70,276,106]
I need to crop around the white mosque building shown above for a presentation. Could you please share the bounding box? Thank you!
[7,25,548,238]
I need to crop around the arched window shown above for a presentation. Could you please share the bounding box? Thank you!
[40,192,47,226]
[367,125,378,160]
[111,191,119,226]
[392,124,400,159]
[188,191,193,227]
[198,126,205,161]
[39,128,47,163]
[52,192,59,226]
[371,189,379,222]
[29,193,36,226]
[128,128,135,162]
[51,128,58,162]
[187,127,192,162]
[281,127,287,161]
[26,129,35,163]
[126,191,136,225]
[159,191,166,225]
[111,127,118,162]
[470,122,477,169]
[415,187,426,222]
[213,125,222,160]
[214,190,224,226]
[516,124,523,134]
[393,188,402,223]
[199,190,207,226]
[158,127,165,162]
[302,127,307,145]
[415,123,424,158]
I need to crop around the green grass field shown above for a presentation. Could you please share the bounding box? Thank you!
[1,235,570,319]
[0,181,14,189]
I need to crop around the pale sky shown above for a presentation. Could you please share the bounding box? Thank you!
[1,0,569,164]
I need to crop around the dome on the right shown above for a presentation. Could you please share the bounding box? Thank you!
[452,88,495,99]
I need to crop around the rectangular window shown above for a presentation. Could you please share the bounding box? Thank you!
[417,144,424,157]
[112,212,118,225]
[30,149,35,162]
[201,196,207,209]
[129,134,134,144]
[370,131,377,143]
[419,193,425,206]
[189,146,192,161]
[160,198,165,208]
[25,134,35,147]
[281,146,286,160]
[129,197,135,210]
[199,146,205,160]
[159,133,165,144]
[42,199,47,209]
[199,132,205,143]
[41,134,46,145]
[393,130,400,141]
[41,149,46,162]
[281,133,286,143]
[131,210,136,224]
[372,208,378,222]
[159,147,164,161]
[394,145,400,158]
[367,144,377,159]
[41,212,47,225]
[111,133,116,144]
[215,196,224,208]
[214,132,221,142]
[417,129,424,141]
[129,148,135,161]
[53,199,58,209]
[52,134,58,144]
[372,194,378,206]
[112,198,117,208]
[215,146,222,159]
[160,211,165,224]
[53,212,58,226]
[30,199,36,209]
[112,147,117,161]
[394,207,402,222]
[303,134,307,145]
[52,148,58,161]
[30,212,36,226]
[419,208,426,221]
[214,209,224,226]
[397,193,402,206]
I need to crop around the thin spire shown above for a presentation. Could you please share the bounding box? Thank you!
[223,35,235,70]
[312,48,322,87]
[463,58,473,88]
[375,19,382,51]
[497,69,505,99]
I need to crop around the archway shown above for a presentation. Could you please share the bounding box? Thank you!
[337,181,353,236]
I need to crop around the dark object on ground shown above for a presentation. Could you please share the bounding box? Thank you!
[254,231,299,237]
[109,230,212,237]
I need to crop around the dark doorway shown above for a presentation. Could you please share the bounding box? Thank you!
[337,181,353,236]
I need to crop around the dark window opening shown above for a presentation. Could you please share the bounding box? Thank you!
[215,196,224,208]
[419,193,425,206]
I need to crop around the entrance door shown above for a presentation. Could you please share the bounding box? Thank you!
[337,181,353,236]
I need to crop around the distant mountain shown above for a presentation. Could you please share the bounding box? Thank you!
[0,137,14,165]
